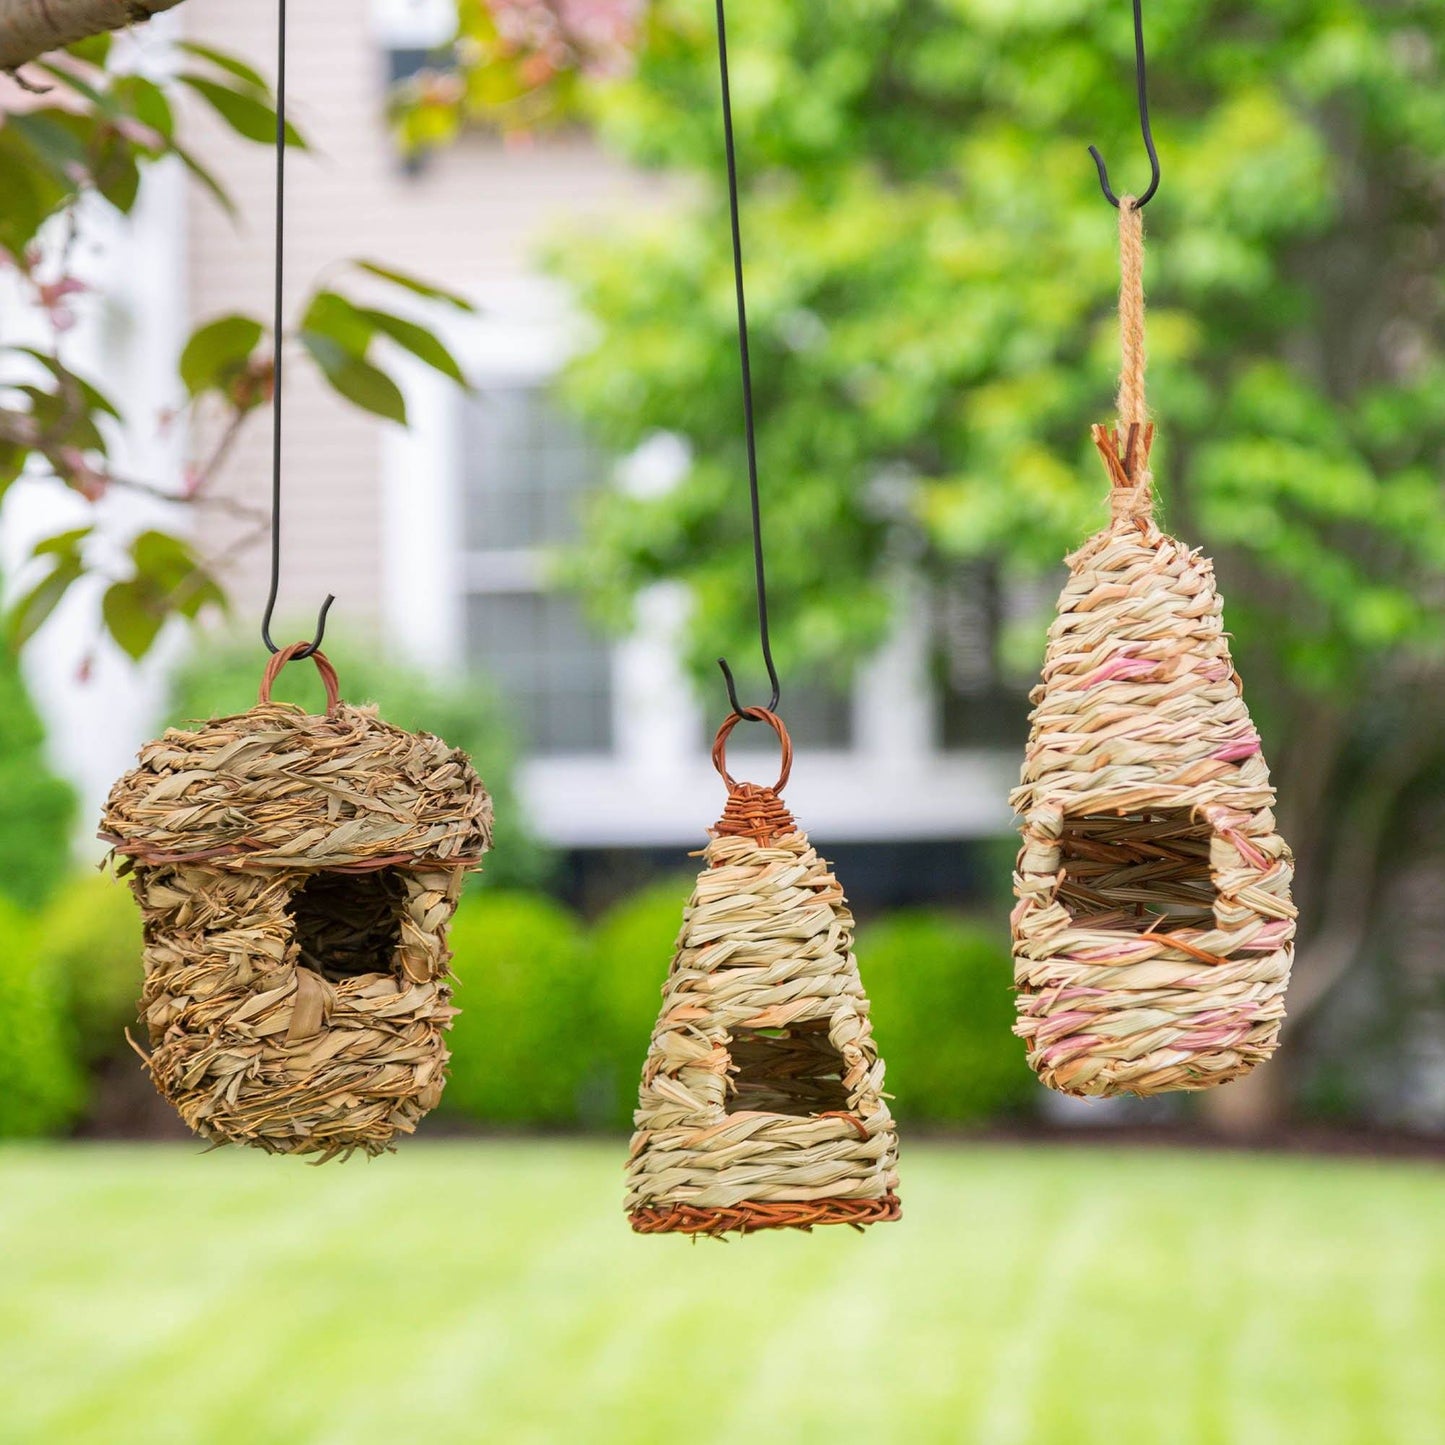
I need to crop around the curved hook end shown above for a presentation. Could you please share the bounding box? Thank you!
[263,592,335,659]
[716,655,778,720]
[1088,144,1159,210]
[1088,144,1122,208]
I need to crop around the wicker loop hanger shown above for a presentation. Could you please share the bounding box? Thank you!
[259,641,341,712]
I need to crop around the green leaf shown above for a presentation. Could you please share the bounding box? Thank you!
[66,33,113,66]
[33,60,113,113]
[6,112,91,174]
[357,307,469,385]
[16,351,122,420]
[353,260,475,311]
[130,530,200,588]
[0,128,71,255]
[172,144,238,221]
[101,578,165,662]
[6,533,89,652]
[113,75,175,143]
[299,332,408,424]
[300,292,376,357]
[33,528,93,559]
[179,315,265,398]
[176,74,307,149]
[91,137,141,213]
[174,42,269,94]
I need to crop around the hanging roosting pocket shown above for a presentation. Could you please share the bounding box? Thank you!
[625,711,900,1236]
[100,644,492,1158]
[1010,199,1296,1098]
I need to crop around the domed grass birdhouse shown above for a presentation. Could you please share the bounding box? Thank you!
[100,644,492,1159]
[625,710,900,1237]
[1009,202,1296,1099]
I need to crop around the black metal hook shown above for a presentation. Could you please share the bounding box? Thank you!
[262,0,333,659]
[1088,0,1160,209]
[712,0,780,721]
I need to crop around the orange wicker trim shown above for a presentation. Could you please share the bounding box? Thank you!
[629,1193,901,1237]
[260,643,341,712]
[1092,421,1155,489]
[710,709,797,845]
[712,783,796,846]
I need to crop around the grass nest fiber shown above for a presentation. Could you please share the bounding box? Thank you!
[100,645,492,1160]
[625,710,900,1237]
[1010,426,1296,1098]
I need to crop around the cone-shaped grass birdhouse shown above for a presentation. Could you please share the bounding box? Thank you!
[625,710,900,1236]
[100,644,492,1159]
[1010,201,1296,1098]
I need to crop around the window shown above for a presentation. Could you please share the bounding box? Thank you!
[936,563,1031,749]
[460,386,614,755]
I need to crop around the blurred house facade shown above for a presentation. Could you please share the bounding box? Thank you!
[21,0,1023,904]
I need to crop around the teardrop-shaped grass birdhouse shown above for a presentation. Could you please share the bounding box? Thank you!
[625,710,900,1236]
[1010,202,1296,1098]
[100,644,492,1159]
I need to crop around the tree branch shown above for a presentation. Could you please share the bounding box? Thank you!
[0,0,182,71]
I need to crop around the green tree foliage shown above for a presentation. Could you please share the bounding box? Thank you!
[0,628,73,908]
[551,0,1445,1007]
[170,636,553,890]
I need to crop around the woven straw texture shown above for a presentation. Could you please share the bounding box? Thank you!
[625,711,899,1236]
[100,647,491,1159]
[1009,427,1296,1097]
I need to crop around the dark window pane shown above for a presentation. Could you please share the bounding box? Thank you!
[465,591,613,755]
[462,387,601,550]
[935,565,1029,749]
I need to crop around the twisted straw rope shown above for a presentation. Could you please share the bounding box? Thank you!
[625,794,899,1236]
[1111,197,1153,522]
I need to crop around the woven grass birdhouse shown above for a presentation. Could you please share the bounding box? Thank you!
[1010,202,1296,1098]
[625,710,899,1237]
[100,644,492,1159]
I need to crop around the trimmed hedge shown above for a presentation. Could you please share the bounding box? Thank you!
[442,891,597,1127]
[860,910,1038,1125]
[42,872,144,1064]
[0,896,85,1138]
[587,877,691,1128]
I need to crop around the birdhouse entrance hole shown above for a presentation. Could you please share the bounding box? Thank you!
[287,868,407,982]
[726,1021,852,1116]
[1056,809,1216,933]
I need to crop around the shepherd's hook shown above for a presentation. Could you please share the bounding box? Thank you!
[1088,0,1161,209]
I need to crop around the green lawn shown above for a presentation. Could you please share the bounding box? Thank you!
[1,1142,1444,1445]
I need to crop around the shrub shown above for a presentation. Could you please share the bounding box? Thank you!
[442,891,594,1127]
[170,635,552,889]
[0,896,85,1138]
[42,872,144,1064]
[0,636,74,909]
[589,877,691,1129]
[859,910,1038,1126]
